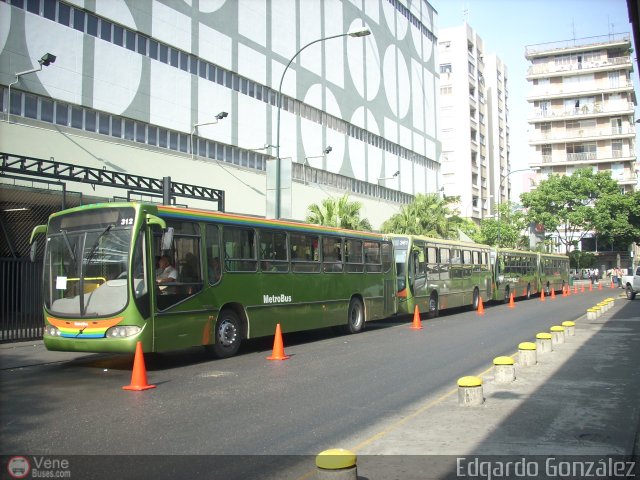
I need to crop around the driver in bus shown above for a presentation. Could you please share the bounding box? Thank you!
[156,255,178,293]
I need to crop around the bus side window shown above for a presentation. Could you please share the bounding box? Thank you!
[291,234,320,273]
[259,229,288,273]
[363,241,380,273]
[322,236,343,273]
[223,226,257,272]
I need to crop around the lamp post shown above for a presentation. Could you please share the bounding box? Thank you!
[303,146,332,184]
[190,111,228,160]
[8,53,56,123]
[273,27,371,219]
[497,167,536,247]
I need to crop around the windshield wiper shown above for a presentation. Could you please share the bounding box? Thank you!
[85,225,113,267]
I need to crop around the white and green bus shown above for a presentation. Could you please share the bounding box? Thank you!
[32,203,396,357]
[390,235,493,317]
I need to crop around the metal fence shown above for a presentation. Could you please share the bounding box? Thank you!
[1,257,43,342]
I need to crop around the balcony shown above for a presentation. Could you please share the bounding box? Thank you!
[526,55,632,78]
[525,33,631,58]
[530,152,636,168]
[527,82,633,102]
[528,102,634,122]
[529,126,636,144]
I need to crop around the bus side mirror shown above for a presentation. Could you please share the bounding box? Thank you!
[29,224,47,263]
[30,241,38,263]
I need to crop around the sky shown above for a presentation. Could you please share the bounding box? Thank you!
[431,0,635,200]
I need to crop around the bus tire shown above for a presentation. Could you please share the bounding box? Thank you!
[210,310,241,358]
[346,297,365,334]
[427,293,439,319]
[472,287,480,311]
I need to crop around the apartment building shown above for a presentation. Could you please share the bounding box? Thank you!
[438,24,509,223]
[526,33,638,192]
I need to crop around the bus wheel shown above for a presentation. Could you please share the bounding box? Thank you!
[346,297,365,334]
[427,293,439,319]
[211,310,241,358]
[472,288,480,310]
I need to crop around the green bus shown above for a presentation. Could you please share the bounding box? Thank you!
[492,249,569,302]
[538,252,570,295]
[492,248,540,302]
[32,202,396,357]
[390,235,493,317]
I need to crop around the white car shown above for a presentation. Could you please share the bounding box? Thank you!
[621,266,640,300]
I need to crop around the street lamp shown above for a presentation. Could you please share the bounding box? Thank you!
[273,26,371,219]
[7,53,56,123]
[377,170,399,185]
[303,146,332,184]
[497,167,537,247]
[190,111,228,160]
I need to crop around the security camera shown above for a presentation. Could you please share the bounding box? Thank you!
[215,111,228,120]
[39,53,56,66]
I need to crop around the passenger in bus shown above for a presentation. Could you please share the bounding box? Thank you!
[156,255,177,293]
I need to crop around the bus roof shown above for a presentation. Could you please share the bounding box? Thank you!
[387,233,491,250]
[49,202,388,241]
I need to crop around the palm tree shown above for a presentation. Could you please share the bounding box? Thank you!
[382,193,460,238]
[306,194,372,231]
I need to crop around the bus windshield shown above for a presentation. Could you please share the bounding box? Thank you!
[392,237,408,292]
[44,207,136,318]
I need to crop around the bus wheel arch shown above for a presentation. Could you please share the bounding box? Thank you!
[208,304,246,358]
[346,295,365,334]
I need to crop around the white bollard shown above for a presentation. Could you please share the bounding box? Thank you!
[561,321,575,336]
[536,332,553,353]
[550,326,565,345]
[518,342,537,366]
[316,449,357,480]
[493,356,515,384]
[458,376,484,406]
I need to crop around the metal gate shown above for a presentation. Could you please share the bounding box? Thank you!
[1,257,43,342]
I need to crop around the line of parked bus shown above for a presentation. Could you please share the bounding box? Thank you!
[31,202,569,358]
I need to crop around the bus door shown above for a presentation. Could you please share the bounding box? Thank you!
[151,220,207,352]
[411,242,427,308]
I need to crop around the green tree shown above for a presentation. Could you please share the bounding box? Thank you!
[591,189,640,249]
[476,202,528,248]
[306,194,372,231]
[520,169,621,252]
[381,194,461,238]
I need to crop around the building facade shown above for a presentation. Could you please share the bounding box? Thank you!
[525,33,638,264]
[0,0,441,250]
[526,33,637,192]
[438,23,509,223]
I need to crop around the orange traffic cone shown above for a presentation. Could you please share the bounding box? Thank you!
[574,285,578,294]
[610,279,615,289]
[551,288,556,299]
[540,289,545,302]
[267,323,290,360]
[477,296,485,316]
[508,292,515,308]
[122,341,156,391]
[580,284,585,293]
[598,282,603,290]
[410,305,423,330]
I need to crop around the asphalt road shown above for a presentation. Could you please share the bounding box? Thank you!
[0,289,622,477]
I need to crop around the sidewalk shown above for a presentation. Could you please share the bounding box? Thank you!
[348,293,640,478]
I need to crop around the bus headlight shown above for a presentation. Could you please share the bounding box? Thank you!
[106,326,141,338]
[44,325,60,336]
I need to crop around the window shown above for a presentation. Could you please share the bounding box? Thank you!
[345,239,364,273]
[290,234,320,273]
[223,227,257,272]
[322,236,343,272]
[206,224,222,284]
[259,230,288,272]
[24,94,37,119]
[41,98,54,123]
[55,102,68,126]
[440,63,452,73]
